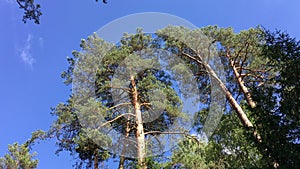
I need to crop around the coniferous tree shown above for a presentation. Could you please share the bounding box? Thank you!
[50,29,189,169]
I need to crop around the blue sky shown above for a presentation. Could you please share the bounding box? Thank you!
[0,0,299,168]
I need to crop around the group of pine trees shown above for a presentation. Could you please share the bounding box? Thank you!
[1,26,299,169]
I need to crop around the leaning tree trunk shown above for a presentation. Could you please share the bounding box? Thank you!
[182,52,262,143]
[204,61,262,142]
[229,58,256,108]
[204,62,254,126]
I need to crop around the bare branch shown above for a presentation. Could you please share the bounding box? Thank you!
[182,52,202,65]
[239,42,251,75]
[16,0,25,8]
[99,113,136,128]
[241,73,264,79]
[108,102,132,110]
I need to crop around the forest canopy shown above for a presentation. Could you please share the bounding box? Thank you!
[1,25,299,169]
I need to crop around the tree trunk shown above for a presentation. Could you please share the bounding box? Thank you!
[130,75,146,169]
[118,156,125,169]
[230,59,256,108]
[118,119,131,169]
[93,149,99,169]
[204,62,254,127]
[181,51,262,142]
[203,62,262,142]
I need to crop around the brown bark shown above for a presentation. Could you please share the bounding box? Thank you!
[203,62,254,127]
[93,149,99,169]
[204,61,262,142]
[130,75,146,169]
[182,51,262,143]
[118,153,126,169]
[230,58,256,108]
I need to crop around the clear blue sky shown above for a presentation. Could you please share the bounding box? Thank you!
[0,0,299,168]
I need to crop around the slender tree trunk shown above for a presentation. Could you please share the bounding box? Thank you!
[182,51,262,142]
[93,149,99,169]
[230,59,256,108]
[130,75,146,169]
[204,62,253,127]
[183,52,254,127]
[229,57,278,167]
[118,119,130,169]
[203,62,262,142]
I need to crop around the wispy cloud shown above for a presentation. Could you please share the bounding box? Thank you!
[20,34,35,68]
[38,37,44,48]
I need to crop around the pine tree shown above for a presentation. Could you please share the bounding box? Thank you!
[50,29,189,169]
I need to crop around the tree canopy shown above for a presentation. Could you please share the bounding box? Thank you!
[50,26,299,168]
[2,25,299,169]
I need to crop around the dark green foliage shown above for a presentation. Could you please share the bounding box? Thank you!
[49,98,111,168]
[250,29,300,168]
[3,25,299,169]
[156,26,299,169]
[16,0,42,24]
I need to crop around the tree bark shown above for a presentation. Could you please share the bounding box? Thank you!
[184,50,262,143]
[204,61,262,142]
[229,59,256,108]
[203,62,253,127]
[130,75,146,169]
[93,149,99,169]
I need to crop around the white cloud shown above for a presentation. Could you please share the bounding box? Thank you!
[20,34,35,68]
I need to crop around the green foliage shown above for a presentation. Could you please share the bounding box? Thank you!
[249,29,300,168]
[164,138,210,169]
[157,26,299,169]
[5,25,299,169]
[50,29,186,168]
[16,0,42,24]
[0,130,46,169]
[189,108,265,169]
[49,97,111,168]
[0,143,38,169]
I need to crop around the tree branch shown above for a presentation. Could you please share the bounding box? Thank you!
[182,52,202,65]
[99,113,136,128]
[108,102,131,110]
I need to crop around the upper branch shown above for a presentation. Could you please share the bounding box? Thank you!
[98,113,136,128]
